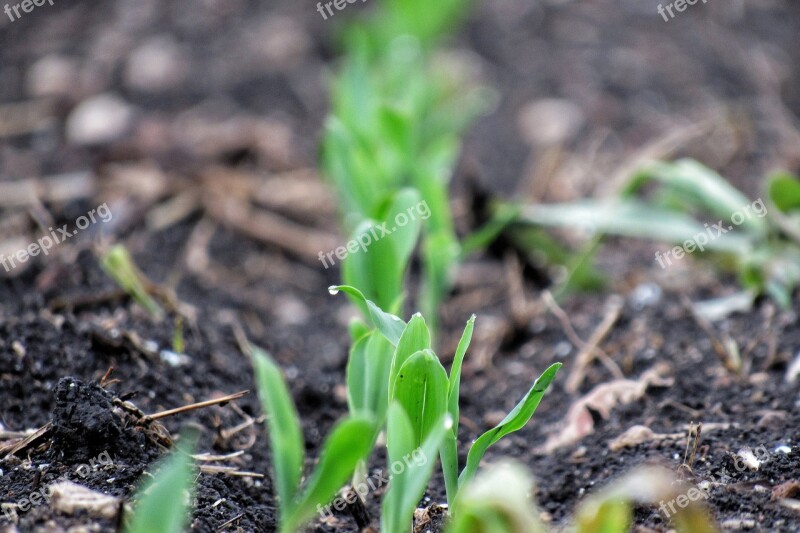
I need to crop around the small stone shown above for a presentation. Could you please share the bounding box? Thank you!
[772,481,800,500]
[50,481,120,519]
[66,94,134,146]
[26,55,79,98]
[518,98,584,146]
[124,36,189,92]
[483,410,506,428]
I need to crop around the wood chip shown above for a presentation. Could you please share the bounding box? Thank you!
[50,481,120,519]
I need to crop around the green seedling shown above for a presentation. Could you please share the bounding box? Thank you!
[574,464,717,533]
[100,244,164,320]
[322,7,491,335]
[446,461,545,533]
[381,403,451,533]
[341,188,423,313]
[448,461,717,533]
[330,284,561,504]
[125,429,198,533]
[514,159,800,309]
[251,347,376,533]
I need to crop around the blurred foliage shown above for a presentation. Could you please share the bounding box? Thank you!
[514,159,800,309]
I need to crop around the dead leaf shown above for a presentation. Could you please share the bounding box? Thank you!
[540,364,673,453]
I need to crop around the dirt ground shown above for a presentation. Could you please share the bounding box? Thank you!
[1,0,800,531]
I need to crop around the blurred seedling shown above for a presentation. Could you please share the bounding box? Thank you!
[249,345,377,533]
[513,159,800,311]
[125,429,199,533]
[100,244,164,320]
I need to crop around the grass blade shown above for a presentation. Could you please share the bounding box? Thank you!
[460,362,561,486]
[288,416,376,531]
[330,284,407,344]
[125,429,199,533]
[382,403,451,533]
[251,348,304,516]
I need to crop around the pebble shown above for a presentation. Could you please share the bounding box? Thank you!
[66,93,135,146]
[124,36,190,92]
[518,98,584,146]
[26,55,79,98]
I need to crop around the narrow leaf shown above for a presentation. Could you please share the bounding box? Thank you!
[347,331,393,424]
[251,348,304,514]
[288,416,376,531]
[126,429,199,533]
[447,315,476,432]
[382,403,451,533]
[329,285,407,344]
[460,363,561,486]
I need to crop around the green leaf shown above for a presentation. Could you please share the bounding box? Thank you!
[382,403,451,533]
[392,350,449,448]
[288,416,377,531]
[575,465,717,533]
[518,199,754,254]
[389,313,432,397]
[347,331,394,424]
[447,315,476,431]
[627,159,766,235]
[342,189,424,311]
[251,348,304,516]
[343,219,402,311]
[329,285,407,344]
[440,315,476,503]
[100,245,164,320]
[446,461,546,533]
[460,363,561,486]
[768,172,800,213]
[126,429,199,533]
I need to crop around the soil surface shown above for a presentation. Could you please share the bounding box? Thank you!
[1,0,800,532]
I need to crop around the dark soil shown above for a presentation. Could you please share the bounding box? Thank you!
[2,0,800,532]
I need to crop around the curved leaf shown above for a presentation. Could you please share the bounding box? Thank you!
[251,348,304,514]
[393,350,448,447]
[460,363,561,486]
[289,416,377,531]
[126,429,199,533]
[329,285,407,344]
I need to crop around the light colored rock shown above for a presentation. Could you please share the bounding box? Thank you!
[50,481,120,519]
[124,36,189,92]
[518,98,584,146]
[26,55,79,98]
[66,93,134,146]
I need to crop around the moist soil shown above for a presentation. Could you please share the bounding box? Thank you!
[1,0,800,532]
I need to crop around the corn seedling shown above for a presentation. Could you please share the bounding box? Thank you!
[322,0,490,334]
[125,429,198,533]
[100,244,164,320]
[446,460,545,533]
[331,284,561,505]
[514,159,800,309]
[447,461,717,533]
[250,347,377,533]
[381,403,452,533]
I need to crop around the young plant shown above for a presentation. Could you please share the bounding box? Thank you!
[330,285,562,504]
[322,0,491,332]
[125,429,198,533]
[446,460,545,533]
[100,244,164,319]
[514,159,800,310]
[251,347,376,533]
[447,461,717,533]
[381,403,451,533]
